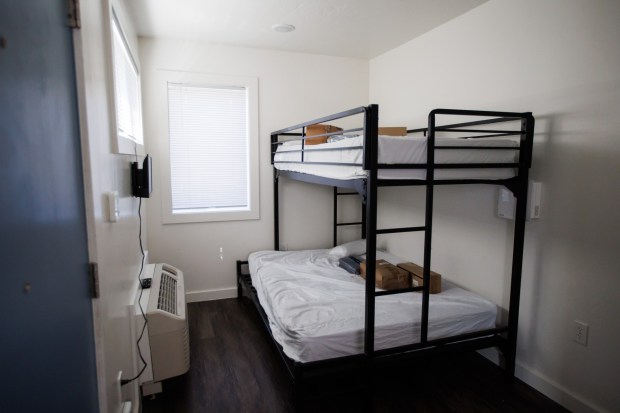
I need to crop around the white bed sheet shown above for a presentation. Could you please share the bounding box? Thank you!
[248,249,497,363]
[274,135,518,180]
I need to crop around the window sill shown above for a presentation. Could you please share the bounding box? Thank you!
[162,208,260,224]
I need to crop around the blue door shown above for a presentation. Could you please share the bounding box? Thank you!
[0,1,99,411]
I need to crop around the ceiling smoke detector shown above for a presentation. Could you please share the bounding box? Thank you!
[271,23,295,33]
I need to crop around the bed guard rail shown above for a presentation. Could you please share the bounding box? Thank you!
[270,105,534,175]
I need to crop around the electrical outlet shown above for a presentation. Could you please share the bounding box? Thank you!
[574,320,588,346]
[219,247,224,261]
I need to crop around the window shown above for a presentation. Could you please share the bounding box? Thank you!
[159,72,259,223]
[110,10,143,153]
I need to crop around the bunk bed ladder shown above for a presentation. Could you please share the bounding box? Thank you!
[362,104,436,405]
[333,187,366,246]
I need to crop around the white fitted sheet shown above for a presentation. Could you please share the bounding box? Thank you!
[248,249,497,363]
[274,135,518,180]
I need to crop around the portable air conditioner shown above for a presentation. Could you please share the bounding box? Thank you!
[136,263,190,395]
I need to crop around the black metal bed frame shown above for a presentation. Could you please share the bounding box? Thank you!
[237,104,535,406]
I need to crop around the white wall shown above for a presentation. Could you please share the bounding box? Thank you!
[76,0,145,411]
[140,39,368,301]
[369,0,620,412]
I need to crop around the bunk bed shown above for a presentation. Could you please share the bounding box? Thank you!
[237,105,535,404]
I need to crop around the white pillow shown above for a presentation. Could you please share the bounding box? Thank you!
[328,239,366,258]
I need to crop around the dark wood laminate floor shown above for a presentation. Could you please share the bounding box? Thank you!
[143,298,569,413]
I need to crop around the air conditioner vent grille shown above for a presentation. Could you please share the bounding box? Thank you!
[157,273,177,314]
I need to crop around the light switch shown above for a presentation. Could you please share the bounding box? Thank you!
[107,191,119,222]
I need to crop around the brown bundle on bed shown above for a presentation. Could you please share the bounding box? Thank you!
[397,262,442,294]
[360,259,410,290]
[305,123,342,145]
[378,127,407,136]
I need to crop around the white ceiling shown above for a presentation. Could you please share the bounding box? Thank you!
[126,0,488,59]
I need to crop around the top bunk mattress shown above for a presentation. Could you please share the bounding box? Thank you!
[248,249,497,363]
[274,135,519,181]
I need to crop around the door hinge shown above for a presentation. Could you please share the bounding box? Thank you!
[89,262,100,299]
[67,0,81,29]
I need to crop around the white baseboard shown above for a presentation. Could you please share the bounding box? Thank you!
[515,363,604,413]
[185,287,237,303]
[477,348,603,413]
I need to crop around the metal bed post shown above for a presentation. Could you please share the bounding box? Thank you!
[420,111,438,343]
[236,260,243,299]
[272,132,280,251]
[333,187,338,247]
[363,104,379,355]
[361,199,367,240]
[505,113,535,378]
[362,104,379,407]
[274,171,280,251]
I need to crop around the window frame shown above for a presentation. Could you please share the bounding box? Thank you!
[107,5,144,155]
[158,71,260,224]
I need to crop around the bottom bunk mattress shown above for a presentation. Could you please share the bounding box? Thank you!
[248,249,497,363]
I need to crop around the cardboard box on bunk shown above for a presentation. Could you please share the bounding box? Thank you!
[378,127,407,136]
[360,259,410,290]
[397,262,442,294]
[305,123,342,145]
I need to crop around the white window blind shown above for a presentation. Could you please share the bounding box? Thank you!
[111,14,142,145]
[167,83,249,212]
